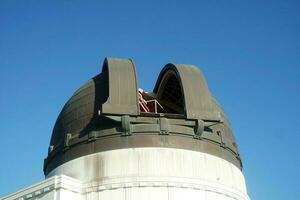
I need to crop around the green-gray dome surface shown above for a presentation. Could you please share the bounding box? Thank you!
[44,58,241,175]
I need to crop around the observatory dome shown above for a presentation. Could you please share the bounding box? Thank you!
[44,58,242,175]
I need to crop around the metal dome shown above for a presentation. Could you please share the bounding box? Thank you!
[44,58,242,175]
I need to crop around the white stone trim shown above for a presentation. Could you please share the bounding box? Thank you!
[1,175,251,200]
[82,177,250,200]
[0,175,81,200]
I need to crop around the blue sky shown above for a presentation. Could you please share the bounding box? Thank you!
[0,1,299,199]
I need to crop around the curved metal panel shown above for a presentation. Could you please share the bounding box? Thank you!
[102,58,139,115]
[154,64,220,120]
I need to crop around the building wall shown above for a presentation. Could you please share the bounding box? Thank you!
[2,148,250,200]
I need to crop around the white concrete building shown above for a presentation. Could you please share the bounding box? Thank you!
[1,58,250,200]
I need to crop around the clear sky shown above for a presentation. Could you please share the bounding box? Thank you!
[0,1,299,199]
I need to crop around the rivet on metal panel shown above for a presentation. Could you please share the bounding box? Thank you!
[64,133,72,150]
[159,117,169,135]
[88,131,97,142]
[121,115,131,136]
[220,142,227,148]
[194,119,205,139]
[48,145,54,153]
